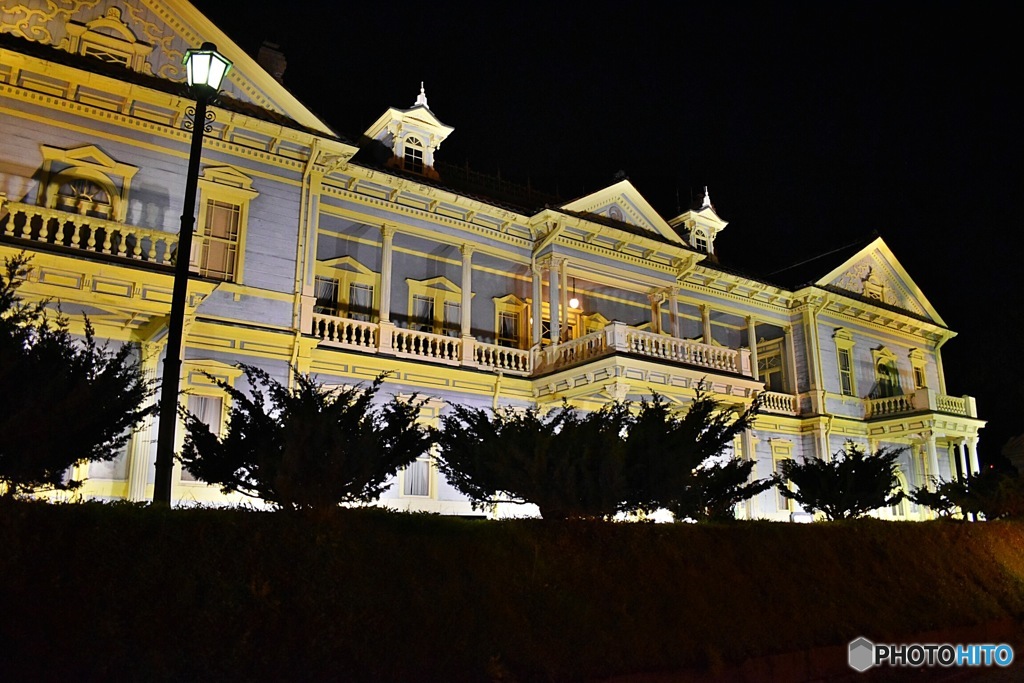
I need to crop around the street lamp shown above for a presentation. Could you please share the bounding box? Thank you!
[153,43,232,505]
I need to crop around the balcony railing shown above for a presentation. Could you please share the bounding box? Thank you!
[308,313,753,381]
[1,199,177,266]
[760,391,798,415]
[865,387,977,419]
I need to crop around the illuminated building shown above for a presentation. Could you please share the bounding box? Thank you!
[0,0,984,517]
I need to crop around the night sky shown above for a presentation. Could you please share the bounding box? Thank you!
[192,1,1020,463]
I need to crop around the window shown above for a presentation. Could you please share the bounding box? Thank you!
[443,301,462,337]
[834,329,857,397]
[770,440,793,512]
[183,394,224,482]
[40,144,137,223]
[412,294,435,332]
[195,199,241,281]
[314,276,340,316]
[193,167,258,284]
[871,347,901,399]
[498,311,520,347]
[404,137,425,173]
[56,178,112,219]
[692,228,709,252]
[910,349,927,389]
[65,7,154,73]
[402,457,431,496]
[314,257,379,321]
[349,282,374,322]
[495,294,527,348]
[406,277,463,335]
[838,348,855,396]
[757,339,786,393]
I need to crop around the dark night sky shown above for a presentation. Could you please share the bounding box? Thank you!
[192,1,1020,462]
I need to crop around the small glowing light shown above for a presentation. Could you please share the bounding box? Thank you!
[183,42,232,91]
[569,297,580,309]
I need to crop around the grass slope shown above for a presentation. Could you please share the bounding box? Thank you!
[1,501,1023,681]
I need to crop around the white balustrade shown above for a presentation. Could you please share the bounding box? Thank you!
[865,394,916,418]
[391,328,461,364]
[760,391,798,415]
[474,342,531,375]
[936,394,968,416]
[1,200,178,266]
[624,327,742,374]
[310,314,378,351]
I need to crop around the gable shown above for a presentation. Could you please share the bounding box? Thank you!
[559,180,683,244]
[817,236,945,325]
[0,0,334,135]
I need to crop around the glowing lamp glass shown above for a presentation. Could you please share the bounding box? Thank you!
[184,42,232,91]
[569,297,580,310]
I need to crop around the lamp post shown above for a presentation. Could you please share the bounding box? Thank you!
[153,43,232,505]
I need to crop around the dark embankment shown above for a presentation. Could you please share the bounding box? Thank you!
[1,500,1023,681]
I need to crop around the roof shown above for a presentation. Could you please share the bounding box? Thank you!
[0,32,344,140]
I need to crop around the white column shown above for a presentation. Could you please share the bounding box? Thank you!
[127,342,162,501]
[701,304,712,345]
[741,428,756,519]
[925,433,940,487]
[559,258,569,340]
[548,259,560,343]
[955,440,968,480]
[747,316,760,382]
[649,293,662,334]
[379,225,395,323]
[669,288,680,338]
[460,244,473,336]
[784,325,798,394]
[967,437,980,475]
[531,265,542,346]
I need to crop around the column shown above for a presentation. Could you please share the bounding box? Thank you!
[378,225,394,323]
[559,258,569,340]
[669,288,680,338]
[967,437,980,475]
[741,428,756,519]
[784,325,798,394]
[747,316,760,382]
[127,342,162,501]
[548,258,560,343]
[531,264,542,346]
[701,304,712,345]
[925,433,940,487]
[460,244,473,336]
[649,293,662,335]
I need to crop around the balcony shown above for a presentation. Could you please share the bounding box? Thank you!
[1,199,178,266]
[865,387,978,420]
[308,313,753,380]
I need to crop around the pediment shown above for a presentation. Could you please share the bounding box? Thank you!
[321,256,374,275]
[1,0,334,135]
[559,180,683,244]
[407,276,460,293]
[817,236,944,325]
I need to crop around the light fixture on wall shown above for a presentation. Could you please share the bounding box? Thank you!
[569,278,580,310]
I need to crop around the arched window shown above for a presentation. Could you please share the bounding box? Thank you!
[55,178,113,219]
[403,136,424,173]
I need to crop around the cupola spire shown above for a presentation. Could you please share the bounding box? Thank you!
[414,82,429,109]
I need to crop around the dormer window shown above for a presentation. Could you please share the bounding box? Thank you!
[692,229,709,253]
[404,137,424,174]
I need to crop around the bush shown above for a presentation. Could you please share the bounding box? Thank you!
[178,367,433,510]
[775,441,905,520]
[434,392,763,520]
[0,255,153,496]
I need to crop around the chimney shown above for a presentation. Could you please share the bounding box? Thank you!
[257,41,286,84]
